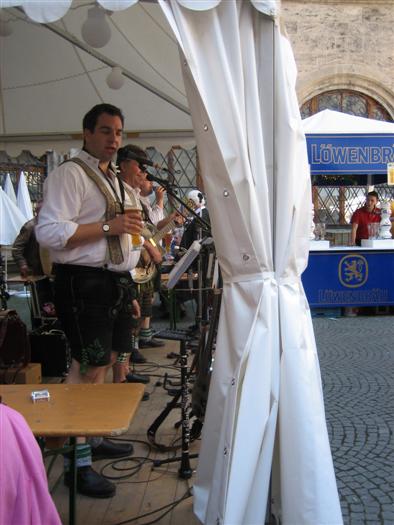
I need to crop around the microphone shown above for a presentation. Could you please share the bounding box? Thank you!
[146,173,170,185]
[134,156,170,172]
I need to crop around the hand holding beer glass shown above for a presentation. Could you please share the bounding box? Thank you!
[124,203,144,250]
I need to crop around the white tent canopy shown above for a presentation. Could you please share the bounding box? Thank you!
[1,1,193,138]
[1,1,343,523]
[303,109,394,134]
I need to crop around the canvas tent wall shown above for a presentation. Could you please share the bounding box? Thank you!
[1,1,343,523]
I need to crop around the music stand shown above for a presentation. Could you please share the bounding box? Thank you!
[164,240,202,289]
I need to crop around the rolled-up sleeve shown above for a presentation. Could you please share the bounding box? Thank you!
[148,204,164,225]
[36,165,82,249]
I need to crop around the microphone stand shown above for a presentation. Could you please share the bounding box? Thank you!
[147,174,216,478]
[151,172,211,234]
[152,170,211,331]
[196,226,203,331]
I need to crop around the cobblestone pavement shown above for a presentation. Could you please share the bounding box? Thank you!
[314,316,394,525]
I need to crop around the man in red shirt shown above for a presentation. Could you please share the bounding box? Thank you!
[350,191,381,246]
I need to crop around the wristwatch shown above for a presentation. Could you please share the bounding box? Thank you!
[102,223,110,233]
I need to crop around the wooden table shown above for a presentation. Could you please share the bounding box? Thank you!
[0,383,145,525]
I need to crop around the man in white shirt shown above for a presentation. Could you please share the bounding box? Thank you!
[36,104,143,499]
[115,145,183,354]
[111,145,163,382]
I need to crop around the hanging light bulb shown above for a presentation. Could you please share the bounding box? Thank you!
[0,15,13,37]
[106,66,125,90]
[81,6,111,48]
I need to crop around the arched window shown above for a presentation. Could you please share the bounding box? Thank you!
[301,90,393,122]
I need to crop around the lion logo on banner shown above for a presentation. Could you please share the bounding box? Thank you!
[338,255,368,288]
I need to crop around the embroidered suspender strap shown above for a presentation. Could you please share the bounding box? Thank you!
[64,158,124,265]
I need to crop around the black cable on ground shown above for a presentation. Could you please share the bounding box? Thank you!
[98,438,172,483]
[111,488,193,525]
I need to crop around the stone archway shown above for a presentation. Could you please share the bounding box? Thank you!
[297,65,394,120]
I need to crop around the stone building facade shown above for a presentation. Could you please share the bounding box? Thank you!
[282,0,394,120]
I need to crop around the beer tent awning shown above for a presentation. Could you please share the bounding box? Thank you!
[1,2,343,523]
[303,109,394,175]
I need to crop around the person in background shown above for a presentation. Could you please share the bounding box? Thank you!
[36,103,143,499]
[12,201,55,316]
[112,144,163,385]
[180,189,210,250]
[12,201,44,278]
[116,145,183,347]
[350,191,381,246]
[137,172,184,347]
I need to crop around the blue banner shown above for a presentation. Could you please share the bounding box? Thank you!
[305,133,394,174]
[302,250,394,307]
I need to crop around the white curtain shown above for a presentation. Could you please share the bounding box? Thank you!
[160,2,342,524]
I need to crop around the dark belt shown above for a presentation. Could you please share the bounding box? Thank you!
[53,263,129,278]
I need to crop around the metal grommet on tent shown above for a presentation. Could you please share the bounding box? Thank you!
[203,124,209,131]
[223,447,228,455]
[223,189,230,197]
[231,377,235,386]
[243,254,250,261]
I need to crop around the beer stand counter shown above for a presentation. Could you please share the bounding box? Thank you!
[302,240,394,309]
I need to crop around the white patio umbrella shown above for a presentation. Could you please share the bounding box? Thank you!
[0,186,26,281]
[4,174,17,205]
[0,187,26,246]
[16,172,34,221]
[2,1,342,523]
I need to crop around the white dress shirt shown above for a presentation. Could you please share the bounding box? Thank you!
[36,149,140,272]
[139,195,164,226]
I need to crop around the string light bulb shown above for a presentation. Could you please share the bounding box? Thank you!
[81,6,111,48]
[106,66,125,89]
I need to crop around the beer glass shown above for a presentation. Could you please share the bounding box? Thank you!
[124,204,143,250]
[314,222,326,240]
[368,222,379,240]
[164,232,173,254]
[388,162,394,185]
